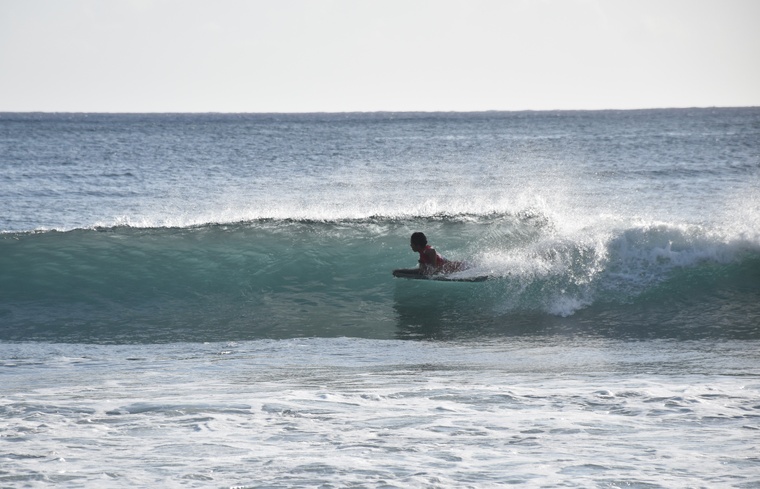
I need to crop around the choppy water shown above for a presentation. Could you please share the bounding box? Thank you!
[1,109,759,487]
[3,339,759,488]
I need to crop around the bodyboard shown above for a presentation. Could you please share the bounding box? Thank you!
[392,269,488,282]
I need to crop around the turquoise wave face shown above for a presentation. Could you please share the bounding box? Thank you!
[1,215,759,343]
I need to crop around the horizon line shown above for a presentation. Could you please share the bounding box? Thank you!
[2,105,758,116]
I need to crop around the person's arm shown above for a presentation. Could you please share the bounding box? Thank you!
[420,247,440,275]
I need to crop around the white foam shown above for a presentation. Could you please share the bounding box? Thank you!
[475,208,758,317]
[3,339,758,488]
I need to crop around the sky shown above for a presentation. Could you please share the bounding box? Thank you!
[1,0,758,113]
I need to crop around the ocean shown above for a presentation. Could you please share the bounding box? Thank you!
[1,109,759,487]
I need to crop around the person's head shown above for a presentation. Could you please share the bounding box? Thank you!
[410,232,427,251]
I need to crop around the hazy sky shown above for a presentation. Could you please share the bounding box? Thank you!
[1,0,758,112]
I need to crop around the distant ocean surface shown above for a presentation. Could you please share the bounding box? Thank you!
[1,109,759,487]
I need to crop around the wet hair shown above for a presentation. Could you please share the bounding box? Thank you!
[411,232,428,247]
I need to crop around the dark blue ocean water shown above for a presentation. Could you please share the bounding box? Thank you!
[1,109,759,487]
